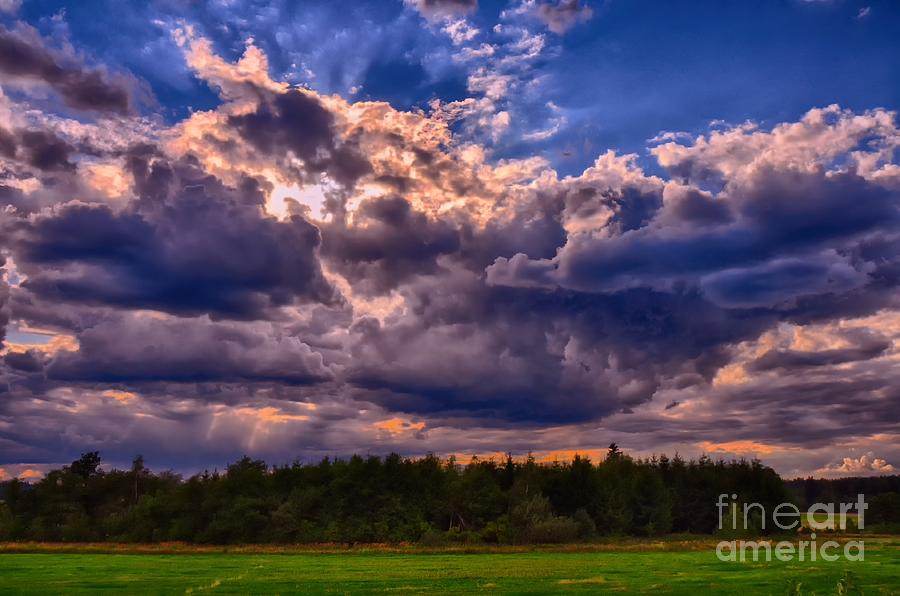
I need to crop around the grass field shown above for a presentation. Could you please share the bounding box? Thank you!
[0,539,898,594]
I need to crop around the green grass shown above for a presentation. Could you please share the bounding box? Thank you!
[0,539,898,594]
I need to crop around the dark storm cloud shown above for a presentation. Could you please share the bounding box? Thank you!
[457,181,658,275]
[487,169,898,309]
[4,107,896,444]
[9,155,339,320]
[571,185,664,233]
[0,25,131,115]
[3,349,43,373]
[16,130,76,172]
[0,127,16,158]
[700,254,868,309]
[46,314,331,384]
[228,89,370,187]
[308,156,896,425]
[0,5,896,475]
[737,168,897,248]
[655,186,733,226]
[320,196,460,295]
[458,211,566,271]
[0,126,76,173]
[342,265,764,423]
[2,287,88,334]
[706,365,900,447]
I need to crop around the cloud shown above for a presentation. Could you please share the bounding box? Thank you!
[747,327,890,371]
[0,127,77,172]
[406,0,479,22]
[46,313,333,385]
[0,465,47,482]
[320,195,460,295]
[535,0,593,34]
[443,18,480,45]
[699,254,870,309]
[818,452,895,476]
[0,0,21,15]
[697,440,790,456]
[650,105,900,184]
[487,112,899,314]
[0,260,9,352]
[9,156,339,320]
[0,24,131,115]
[1,30,898,476]
[228,88,371,187]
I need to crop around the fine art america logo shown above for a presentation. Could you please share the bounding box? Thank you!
[715,493,867,562]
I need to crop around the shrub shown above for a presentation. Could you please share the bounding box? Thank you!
[573,507,597,539]
[524,516,580,544]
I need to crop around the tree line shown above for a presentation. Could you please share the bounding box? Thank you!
[786,475,900,532]
[786,475,900,509]
[0,445,848,544]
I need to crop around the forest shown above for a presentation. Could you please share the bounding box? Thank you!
[1,445,898,544]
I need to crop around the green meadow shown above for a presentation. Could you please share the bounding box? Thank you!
[1,539,898,594]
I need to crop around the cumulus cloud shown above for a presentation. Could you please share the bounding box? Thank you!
[7,157,339,320]
[320,195,460,295]
[818,453,895,476]
[487,113,899,315]
[228,88,371,188]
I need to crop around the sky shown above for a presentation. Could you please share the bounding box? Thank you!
[0,0,898,481]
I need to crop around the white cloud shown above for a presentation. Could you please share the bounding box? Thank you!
[818,452,895,476]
